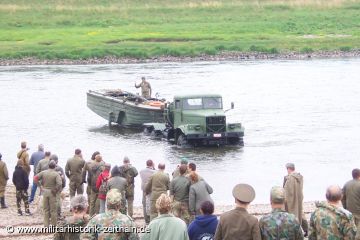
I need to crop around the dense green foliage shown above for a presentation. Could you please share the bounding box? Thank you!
[0,0,359,59]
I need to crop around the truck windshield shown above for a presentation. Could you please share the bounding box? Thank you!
[203,97,222,109]
[183,97,222,110]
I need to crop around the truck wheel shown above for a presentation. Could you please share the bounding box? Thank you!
[176,134,187,147]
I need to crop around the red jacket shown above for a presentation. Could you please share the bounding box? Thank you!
[96,169,110,200]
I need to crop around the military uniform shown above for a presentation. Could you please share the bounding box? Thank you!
[65,155,85,198]
[170,175,191,224]
[55,165,66,218]
[36,157,50,174]
[145,170,170,221]
[81,189,139,240]
[309,201,357,240]
[120,164,138,218]
[215,183,261,240]
[54,215,89,240]
[0,160,8,199]
[343,178,360,239]
[35,168,62,226]
[259,209,304,240]
[17,149,30,175]
[283,171,308,233]
[81,160,94,209]
[135,80,152,98]
[88,160,105,216]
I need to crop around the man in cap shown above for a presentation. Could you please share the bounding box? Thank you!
[172,158,190,178]
[119,156,138,218]
[170,164,191,224]
[29,144,45,203]
[259,186,304,239]
[54,195,89,240]
[140,159,156,224]
[309,185,356,239]
[146,163,170,221]
[81,189,139,240]
[65,149,85,200]
[0,153,9,208]
[342,168,360,239]
[34,160,62,226]
[214,183,261,240]
[283,163,308,236]
[17,141,30,175]
[135,76,152,99]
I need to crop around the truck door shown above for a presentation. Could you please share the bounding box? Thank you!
[173,99,182,127]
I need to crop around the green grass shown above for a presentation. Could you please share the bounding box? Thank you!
[0,0,359,60]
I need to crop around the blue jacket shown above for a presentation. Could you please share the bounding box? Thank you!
[188,214,218,240]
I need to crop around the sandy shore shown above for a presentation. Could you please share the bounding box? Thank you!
[0,184,316,239]
[0,50,359,66]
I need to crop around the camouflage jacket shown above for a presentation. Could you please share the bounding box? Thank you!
[309,201,357,240]
[54,215,89,240]
[81,209,139,240]
[259,208,304,240]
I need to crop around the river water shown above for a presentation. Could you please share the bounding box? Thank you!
[1,59,360,205]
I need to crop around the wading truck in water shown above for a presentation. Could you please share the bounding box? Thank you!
[143,94,244,147]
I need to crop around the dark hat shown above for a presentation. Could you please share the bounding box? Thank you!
[285,163,295,169]
[180,157,188,165]
[232,183,255,203]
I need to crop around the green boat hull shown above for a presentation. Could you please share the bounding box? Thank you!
[87,90,165,128]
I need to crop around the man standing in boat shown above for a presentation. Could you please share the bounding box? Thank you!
[135,76,152,99]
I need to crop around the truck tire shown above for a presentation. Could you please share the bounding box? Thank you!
[176,134,187,147]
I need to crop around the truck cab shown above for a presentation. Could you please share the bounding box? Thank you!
[145,93,244,147]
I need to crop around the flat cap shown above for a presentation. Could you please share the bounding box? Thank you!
[270,186,285,204]
[285,163,295,169]
[232,183,255,203]
[106,189,122,205]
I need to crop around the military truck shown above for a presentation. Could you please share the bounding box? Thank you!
[143,94,244,147]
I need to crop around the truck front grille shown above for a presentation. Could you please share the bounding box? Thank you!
[206,116,226,133]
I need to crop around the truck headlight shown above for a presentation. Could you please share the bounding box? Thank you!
[195,125,201,130]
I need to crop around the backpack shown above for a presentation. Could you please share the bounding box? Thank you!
[98,174,108,195]
[90,164,103,193]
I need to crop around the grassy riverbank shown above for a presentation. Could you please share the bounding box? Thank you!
[0,0,359,61]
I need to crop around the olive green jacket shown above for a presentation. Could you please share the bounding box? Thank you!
[145,170,170,202]
[65,155,85,183]
[17,149,30,175]
[0,161,9,196]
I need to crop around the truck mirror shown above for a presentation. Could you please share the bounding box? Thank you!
[231,102,234,109]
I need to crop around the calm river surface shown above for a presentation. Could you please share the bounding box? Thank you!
[1,59,360,205]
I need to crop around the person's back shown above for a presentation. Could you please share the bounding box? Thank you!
[343,177,360,216]
[65,155,85,182]
[108,176,128,194]
[145,214,189,240]
[30,148,45,174]
[260,209,303,240]
[148,170,170,199]
[189,179,213,215]
[55,215,89,240]
[309,201,356,239]
[188,201,218,240]
[17,142,30,175]
[36,157,50,174]
[171,175,191,203]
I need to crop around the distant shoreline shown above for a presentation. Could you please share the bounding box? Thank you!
[1,50,359,66]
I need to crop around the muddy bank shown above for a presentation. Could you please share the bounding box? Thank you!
[0,50,359,66]
[0,184,316,239]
